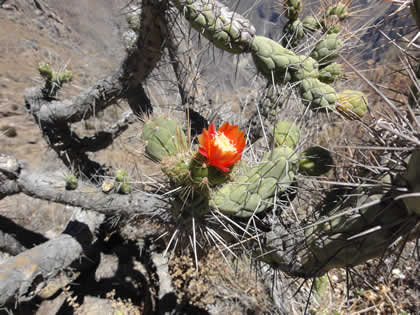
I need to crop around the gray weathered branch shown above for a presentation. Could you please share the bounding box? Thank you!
[0,208,105,306]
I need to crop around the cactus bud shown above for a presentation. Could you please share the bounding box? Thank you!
[65,175,78,190]
[299,146,333,176]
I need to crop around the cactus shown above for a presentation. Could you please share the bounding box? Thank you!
[310,33,342,64]
[299,146,333,176]
[274,121,300,149]
[318,62,343,84]
[141,0,420,282]
[65,175,78,190]
[171,0,256,54]
[38,62,72,97]
[210,147,298,218]
[141,118,187,162]
[115,169,131,194]
[336,90,368,119]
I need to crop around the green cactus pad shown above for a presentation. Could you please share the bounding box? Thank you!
[274,121,300,149]
[336,90,368,119]
[310,33,342,64]
[300,78,337,110]
[319,62,343,83]
[299,146,333,176]
[141,118,187,162]
[210,147,298,218]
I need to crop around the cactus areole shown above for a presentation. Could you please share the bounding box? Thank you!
[197,122,245,172]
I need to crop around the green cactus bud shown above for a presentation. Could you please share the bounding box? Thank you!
[115,169,129,183]
[38,63,54,81]
[284,0,303,20]
[115,169,131,194]
[141,118,187,162]
[310,33,342,64]
[274,121,300,149]
[300,78,337,110]
[283,19,304,47]
[118,182,131,194]
[299,146,333,176]
[211,147,298,218]
[302,16,320,32]
[319,62,343,83]
[38,62,72,97]
[189,156,229,187]
[251,36,295,83]
[291,55,319,81]
[325,2,348,20]
[65,175,78,190]
[336,90,368,119]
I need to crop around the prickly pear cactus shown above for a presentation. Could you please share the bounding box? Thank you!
[210,147,298,218]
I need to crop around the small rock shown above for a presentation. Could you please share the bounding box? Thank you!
[101,179,115,193]
[0,124,17,137]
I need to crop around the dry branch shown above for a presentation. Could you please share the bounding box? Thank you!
[0,155,168,217]
[0,208,105,306]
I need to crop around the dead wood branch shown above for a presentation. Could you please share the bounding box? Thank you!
[0,208,105,306]
[23,0,169,178]
[0,155,168,217]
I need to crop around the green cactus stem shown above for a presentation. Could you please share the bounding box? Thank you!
[336,90,368,119]
[141,118,187,162]
[310,33,343,64]
[274,121,300,149]
[260,190,417,277]
[172,0,256,54]
[318,62,343,84]
[299,146,333,176]
[210,147,298,218]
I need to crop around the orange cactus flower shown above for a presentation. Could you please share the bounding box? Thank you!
[197,122,246,172]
